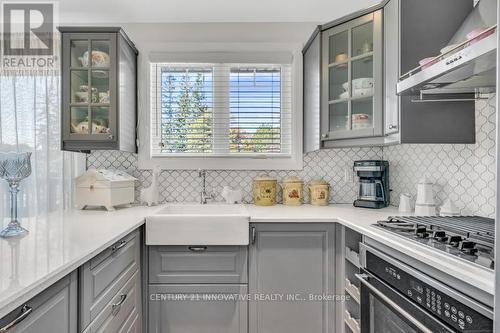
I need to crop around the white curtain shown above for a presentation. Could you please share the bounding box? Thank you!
[0,73,78,223]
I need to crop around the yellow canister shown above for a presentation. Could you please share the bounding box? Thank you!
[281,176,304,206]
[253,175,277,206]
[309,179,330,206]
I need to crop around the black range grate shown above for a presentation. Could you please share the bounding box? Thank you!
[388,216,495,248]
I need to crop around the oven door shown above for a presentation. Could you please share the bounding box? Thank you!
[356,271,455,333]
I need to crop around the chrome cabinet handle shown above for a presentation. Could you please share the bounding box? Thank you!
[188,246,208,252]
[321,133,329,139]
[111,240,126,253]
[0,305,33,332]
[111,294,127,315]
[251,227,256,245]
[356,273,433,333]
[388,124,398,130]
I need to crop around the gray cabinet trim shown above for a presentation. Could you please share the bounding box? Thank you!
[319,1,389,32]
[383,0,400,136]
[57,27,138,55]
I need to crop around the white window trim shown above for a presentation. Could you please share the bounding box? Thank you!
[138,51,303,170]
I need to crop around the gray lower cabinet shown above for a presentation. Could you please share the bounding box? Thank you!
[148,245,248,333]
[249,223,335,333]
[0,272,78,333]
[80,229,142,333]
[148,284,248,333]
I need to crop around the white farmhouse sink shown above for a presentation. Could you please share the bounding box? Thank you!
[146,204,250,245]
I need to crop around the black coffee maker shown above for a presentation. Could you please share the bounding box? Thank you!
[353,160,389,209]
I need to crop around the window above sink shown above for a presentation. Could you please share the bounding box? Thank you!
[139,51,303,171]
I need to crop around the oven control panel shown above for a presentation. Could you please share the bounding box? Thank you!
[366,252,492,332]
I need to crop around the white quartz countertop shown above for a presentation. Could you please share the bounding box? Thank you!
[0,205,160,318]
[0,203,494,318]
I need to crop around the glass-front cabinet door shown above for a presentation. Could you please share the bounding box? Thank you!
[62,33,117,142]
[321,11,383,141]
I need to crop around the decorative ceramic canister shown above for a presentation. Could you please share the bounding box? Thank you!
[281,176,304,206]
[253,174,277,206]
[308,179,330,206]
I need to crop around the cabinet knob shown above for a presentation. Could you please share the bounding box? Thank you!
[388,125,398,130]
[108,134,114,140]
[321,133,329,139]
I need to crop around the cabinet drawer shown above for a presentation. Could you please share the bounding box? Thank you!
[149,246,248,284]
[85,270,141,333]
[0,272,77,333]
[148,284,248,333]
[80,230,140,330]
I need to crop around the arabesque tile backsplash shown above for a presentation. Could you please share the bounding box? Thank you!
[87,95,496,218]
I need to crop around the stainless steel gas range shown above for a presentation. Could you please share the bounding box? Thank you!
[356,216,494,333]
[375,216,495,269]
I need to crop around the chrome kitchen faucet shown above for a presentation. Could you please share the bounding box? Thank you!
[198,169,214,204]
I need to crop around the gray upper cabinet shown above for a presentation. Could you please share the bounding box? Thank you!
[249,223,335,333]
[388,0,476,144]
[59,27,138,152]
[321,11,383,142]
[303,0,476,151]
[303,8,388,151]
[0,272,78,333]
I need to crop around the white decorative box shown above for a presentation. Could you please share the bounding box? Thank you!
[75,169,136,211]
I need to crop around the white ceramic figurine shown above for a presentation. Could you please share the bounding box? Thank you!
[141,166,161,206]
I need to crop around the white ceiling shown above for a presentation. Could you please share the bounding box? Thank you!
[59,0,382,24]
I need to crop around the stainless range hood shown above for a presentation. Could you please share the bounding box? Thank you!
[397,0,497,97]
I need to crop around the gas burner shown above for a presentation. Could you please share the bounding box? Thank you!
[374,216,495,270]
[415,226,429,238]
[447,236,463,247]
[431,231,448,242]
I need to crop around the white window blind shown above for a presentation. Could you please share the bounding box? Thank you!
[151,62,292,157]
